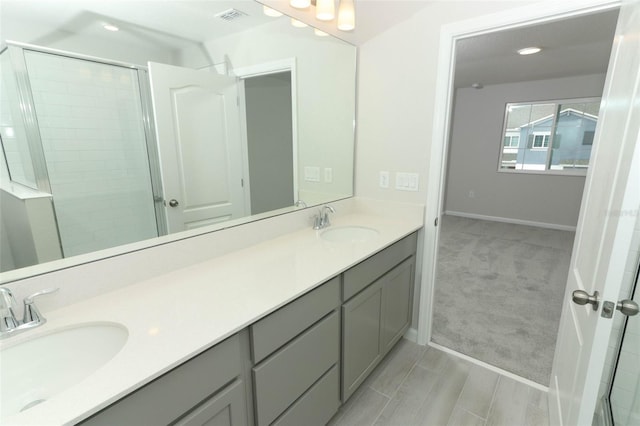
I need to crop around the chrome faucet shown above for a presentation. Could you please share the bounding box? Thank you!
[0,287,58,339]
[313,205,335,230]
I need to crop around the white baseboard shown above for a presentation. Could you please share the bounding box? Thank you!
[404,327,418,343]
[444,210,577,232]
[428,341,550,392]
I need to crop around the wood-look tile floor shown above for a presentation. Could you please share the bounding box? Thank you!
[328,339,549,426]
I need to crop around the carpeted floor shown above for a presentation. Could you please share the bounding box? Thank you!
[431,215,575,386]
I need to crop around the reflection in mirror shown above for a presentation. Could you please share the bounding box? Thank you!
[0,1,356,279]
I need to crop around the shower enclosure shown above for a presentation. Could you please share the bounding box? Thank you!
[0,42,165,270]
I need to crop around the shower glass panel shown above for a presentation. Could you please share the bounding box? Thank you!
[23,51,159,257]
[609,277,640,425]
[0,50,37,188]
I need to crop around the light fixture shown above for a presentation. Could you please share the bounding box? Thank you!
[337,0,355,31]
[103,23,119,32]
[290,0,311,8]
[517,46,542,55]
[314,28,329,37]
[263,5,283,17]
[316,0,335,21]
[291,18,308,28]
[289,0,355,32]
[471,83,484,89]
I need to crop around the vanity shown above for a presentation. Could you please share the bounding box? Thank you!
[0,200,424,425]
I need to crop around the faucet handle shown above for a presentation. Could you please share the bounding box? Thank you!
[23,288,59,324]
[0,288,19,332]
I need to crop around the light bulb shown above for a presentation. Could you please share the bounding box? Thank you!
[291,18,308,28]
[263,5,283,17]
[314,28,329,37]
[337,0,355,31]
[290,0,311,9]
[316,0,335,21]
[517,47,542,55]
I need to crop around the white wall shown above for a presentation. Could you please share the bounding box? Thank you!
[445,74,606,228]
[354,1,537,206]
[178,19,356,205]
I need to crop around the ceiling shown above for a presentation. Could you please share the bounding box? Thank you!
[454,9,619,88]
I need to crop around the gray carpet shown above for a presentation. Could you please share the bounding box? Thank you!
[431,215,575,385]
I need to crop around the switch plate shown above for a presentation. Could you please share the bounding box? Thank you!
[324,167,333,183]
[395,172,419,191]
[379,171,390,188]
[304,166,320,182]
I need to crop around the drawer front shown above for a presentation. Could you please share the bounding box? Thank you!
[172,378,247,426]
[253,311,340,426]
[272,364,340,426]
[81,334,242,426]
[251,276,340,363]
[343,232,417,301]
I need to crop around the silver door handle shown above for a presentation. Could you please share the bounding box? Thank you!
[168,199,179,208]
[572,290,600,311]
[617,299,639,316]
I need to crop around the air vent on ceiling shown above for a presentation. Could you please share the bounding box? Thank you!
[215,8,248,22]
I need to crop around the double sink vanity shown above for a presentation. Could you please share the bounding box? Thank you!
[0,200,424,425]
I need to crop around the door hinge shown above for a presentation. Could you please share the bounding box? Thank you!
[434,217,438,227]
[241,178,244,187]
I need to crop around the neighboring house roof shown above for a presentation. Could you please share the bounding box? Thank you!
[512,108,599,130]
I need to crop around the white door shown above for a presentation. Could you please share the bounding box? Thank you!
[549,1,640,425]
[148,62,246,232]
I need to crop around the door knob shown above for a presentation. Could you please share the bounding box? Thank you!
[168,199,179,208]
[572,290,600,311]
[617,299,639,316]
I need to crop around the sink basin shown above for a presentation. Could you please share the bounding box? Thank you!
[0,322,128,419]
[321,226,379,243]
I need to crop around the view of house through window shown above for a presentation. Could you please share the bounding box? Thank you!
[499,98,601,173]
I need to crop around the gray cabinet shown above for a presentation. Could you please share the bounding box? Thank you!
[341,233,417,402]
[250,277,341,426]
[80,333,250,426]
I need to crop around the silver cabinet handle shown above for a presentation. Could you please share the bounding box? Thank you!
[572,289,600,311]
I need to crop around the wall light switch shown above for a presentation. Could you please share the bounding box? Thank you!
[324,167,333,183]
[395,172,419,191]
[304,166,320,182]
[379,171,390,188]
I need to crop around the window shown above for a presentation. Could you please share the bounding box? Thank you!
[531,133,550,149]
[503,135,520,147]
[499,98,600,174]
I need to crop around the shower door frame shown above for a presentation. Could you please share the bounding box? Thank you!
[2,41,167,237]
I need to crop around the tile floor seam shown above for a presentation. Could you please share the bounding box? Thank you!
[485,375,502,422]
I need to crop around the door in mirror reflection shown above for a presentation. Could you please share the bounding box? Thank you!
[149,62,247,232]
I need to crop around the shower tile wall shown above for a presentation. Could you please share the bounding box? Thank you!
[24,51,158,257]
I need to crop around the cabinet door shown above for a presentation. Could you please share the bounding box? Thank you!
[341,280,383,402]
[173,379,247,426]
[381,257,414,356]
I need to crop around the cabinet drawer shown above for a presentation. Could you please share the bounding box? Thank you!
[253,311,340,426]
[273,364,340,426]
[343,232,417,301]
[81,334,242,426]
[251,276,340,363]
[172,378,247,426]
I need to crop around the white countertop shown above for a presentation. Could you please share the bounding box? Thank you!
[2,211,423,425]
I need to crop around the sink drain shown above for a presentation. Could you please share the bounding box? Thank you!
[20,399,46,412]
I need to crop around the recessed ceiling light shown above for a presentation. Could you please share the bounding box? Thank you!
[471,83,484,89]
[103,24,119,32]
[517,47,542,55]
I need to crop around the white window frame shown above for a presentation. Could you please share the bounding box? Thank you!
[531,132,551,149]
[497,97,600,176]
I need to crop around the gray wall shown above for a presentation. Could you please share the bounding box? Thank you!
[445,74,606,228]
[245,72,294,215]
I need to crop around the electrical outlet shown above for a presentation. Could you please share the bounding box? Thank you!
[379,171,390,188]
[324,167,333,183]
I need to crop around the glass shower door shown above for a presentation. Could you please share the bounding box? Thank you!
[608,267,640,425]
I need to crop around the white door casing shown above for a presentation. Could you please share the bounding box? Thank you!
[550,1,640,424]
[148,62,246,232]
[419,0,639,424]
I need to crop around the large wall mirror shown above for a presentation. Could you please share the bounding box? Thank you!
[0,0,356,282]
